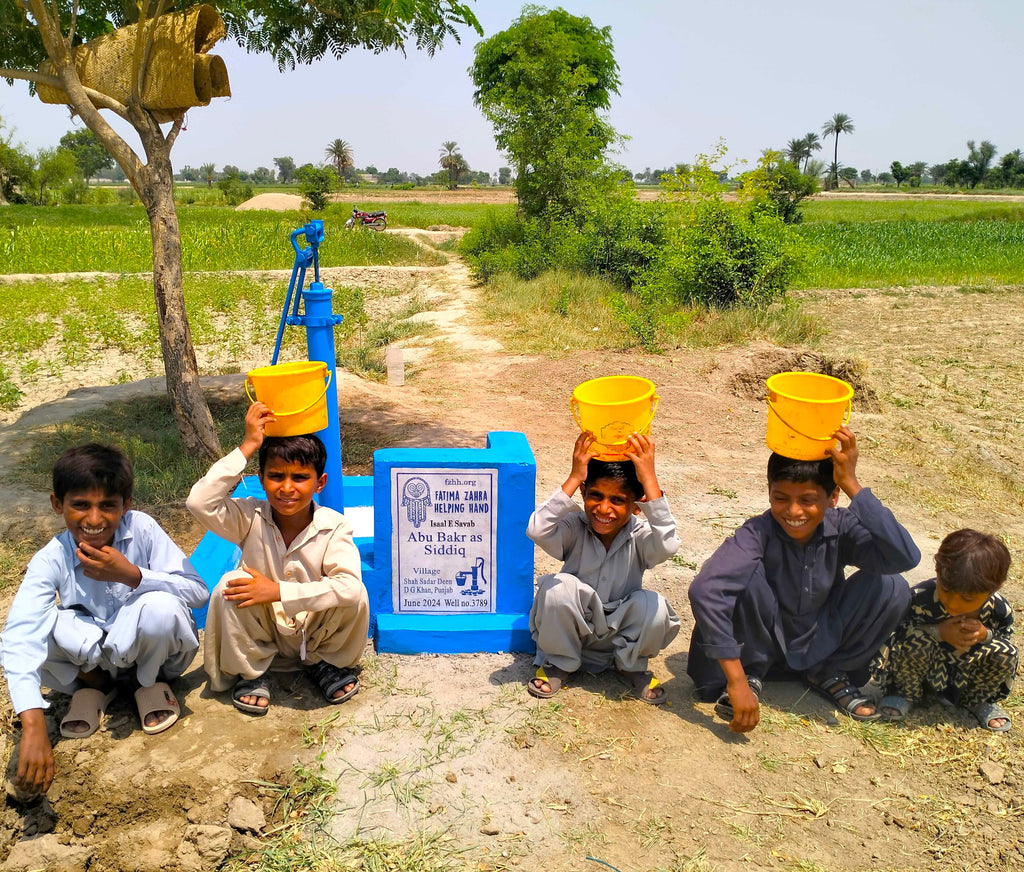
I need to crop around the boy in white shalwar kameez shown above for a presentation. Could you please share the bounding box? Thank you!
[526,431,680,704]
[1,444,207,798]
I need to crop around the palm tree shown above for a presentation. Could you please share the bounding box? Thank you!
[200,162,216,189]
[802,132,821,173]
[438,140,467,189]
[325,139,354,180]
[785,138,809,168]
[821,114,854,189]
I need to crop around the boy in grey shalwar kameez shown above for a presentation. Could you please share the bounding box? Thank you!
[526,431,680,704]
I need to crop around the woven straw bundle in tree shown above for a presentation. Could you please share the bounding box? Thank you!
[37,4,231,123]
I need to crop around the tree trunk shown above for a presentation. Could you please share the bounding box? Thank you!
[135,133,222,462]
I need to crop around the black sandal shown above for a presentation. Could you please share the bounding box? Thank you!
[714,676,763,721]
[806,671,878,721]
[307,661,359,704]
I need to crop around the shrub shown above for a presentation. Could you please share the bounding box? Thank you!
[460,194,667,289]
[217,175,254,207]
[641,199,805,309]
[297,165,339,212]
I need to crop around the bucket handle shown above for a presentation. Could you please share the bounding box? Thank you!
[245,370,332,418]
[766,395,851,443]
[569,395,660,445]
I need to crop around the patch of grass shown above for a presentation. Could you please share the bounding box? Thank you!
[479,269,629,354]
[660,298,822,348]
[13,395,248,507]
[0,363,23,410]
[655,847,713,872]
[0,537,37,594]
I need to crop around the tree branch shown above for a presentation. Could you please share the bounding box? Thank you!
[165,115,184,150]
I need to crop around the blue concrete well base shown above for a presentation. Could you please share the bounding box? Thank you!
[375,613,533,655]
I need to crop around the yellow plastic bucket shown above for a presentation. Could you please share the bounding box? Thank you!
[245,361,332,437]
[765,372,853,460]
[570,376,659,460]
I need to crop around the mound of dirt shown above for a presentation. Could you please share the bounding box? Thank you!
[729,345,881,411]
[235,193,303,211]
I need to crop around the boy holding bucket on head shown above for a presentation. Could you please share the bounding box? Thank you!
[872,529,1016,732]
[187,401,369,714]
[687,374,920,731]
[526,422,681,704]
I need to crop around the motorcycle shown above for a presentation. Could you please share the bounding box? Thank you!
[345,206,387,231]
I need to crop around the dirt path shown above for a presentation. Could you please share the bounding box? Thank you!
[1,241,1022,872]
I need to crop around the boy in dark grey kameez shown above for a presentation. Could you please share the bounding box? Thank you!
[873,529,1016,732]
[687,427,920,732]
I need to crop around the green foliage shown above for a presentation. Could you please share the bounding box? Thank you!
[0,362,22,410]
[0,137,34,204]
[273,156,296,184]
[438,140,468,189]
[297,164,339,211]
[460,188,666,290]
[651,143,807,310]
[59,128,113,181]
[471,6,620,218]
[216,170,254,206]
[737,152,818,224]
[35,147,79,205]
[642,198,805,308]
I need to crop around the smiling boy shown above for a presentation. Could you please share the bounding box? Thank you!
[1,444,207,797]
[526,431,680,704]
[687,427,920,732]
[187,403,368,714]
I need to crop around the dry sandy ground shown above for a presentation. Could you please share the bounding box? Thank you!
[0,233,1022,872]
[234,189,1024,214]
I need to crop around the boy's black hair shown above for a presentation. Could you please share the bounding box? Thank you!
[52,443,134,502]
[258,433,328,477]
[934,528,1010,597]
[766,453,836,494]
[585,459,644,500]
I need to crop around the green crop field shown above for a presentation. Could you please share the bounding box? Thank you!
[794,198,1024,288]
[0,205,448,274]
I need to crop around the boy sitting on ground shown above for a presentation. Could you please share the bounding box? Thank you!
[187,402,368,715]
[873,528,1016,732]
[687,427,920,732]
[1,444,208,797]
[526,431,680,704]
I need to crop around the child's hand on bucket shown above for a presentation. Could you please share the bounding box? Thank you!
[241,402,277,458]
[625,433,662,500]
[827,426,861,498]
[563,431,599,497]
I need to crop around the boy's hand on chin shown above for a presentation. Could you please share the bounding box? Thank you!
[77,542,142,587]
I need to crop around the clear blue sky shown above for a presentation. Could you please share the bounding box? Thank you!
[3,0,1023,178]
